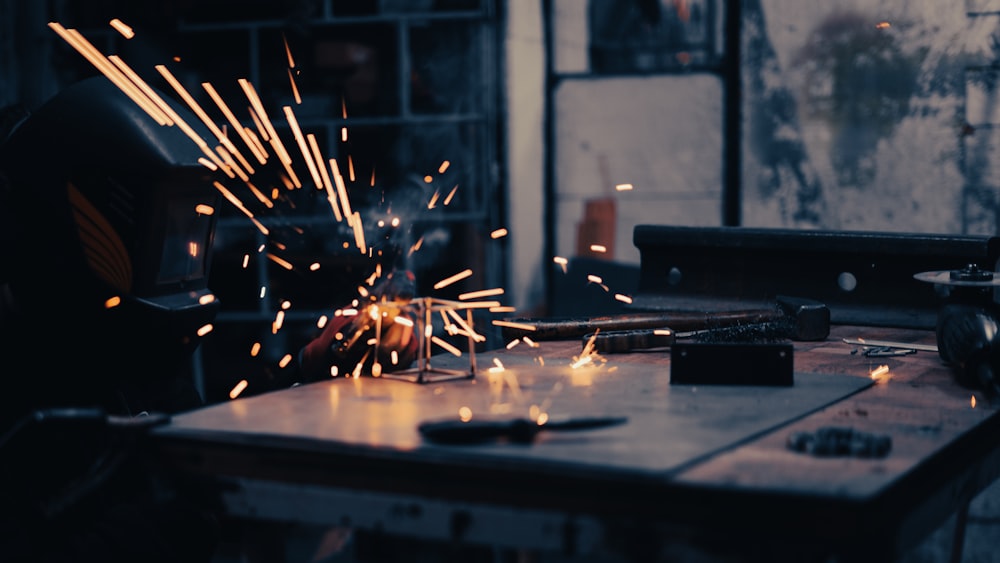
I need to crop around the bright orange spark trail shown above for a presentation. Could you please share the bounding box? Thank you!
[239,78,301,187]
[202,82,269,165]
[330,158,355,225]
[284,105,323,190]
[213,181,269,235]
[308,135,344,222]
[47,23,169,125]
[434,269,473,289]
[157,64,255,176]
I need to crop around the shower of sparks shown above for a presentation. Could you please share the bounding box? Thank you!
[48,20,563,390]
[157,64,256,175]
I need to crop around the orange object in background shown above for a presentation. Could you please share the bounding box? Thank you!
[575,196,616,260]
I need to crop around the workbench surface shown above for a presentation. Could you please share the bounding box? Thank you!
[152,325,1000,561]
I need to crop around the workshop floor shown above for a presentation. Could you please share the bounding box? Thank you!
[209,478,1000,562]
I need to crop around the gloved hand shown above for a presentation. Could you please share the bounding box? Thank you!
[299,271,419,379]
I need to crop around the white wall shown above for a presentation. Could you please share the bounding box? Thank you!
[504,1,724,314]
[505,2,547,313]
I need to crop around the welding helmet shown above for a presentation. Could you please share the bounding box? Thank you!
[0,76,222,381]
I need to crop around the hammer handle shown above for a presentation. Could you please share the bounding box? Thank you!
[500,308,782,341]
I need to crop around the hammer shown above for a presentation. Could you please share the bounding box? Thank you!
[584,295,830,353]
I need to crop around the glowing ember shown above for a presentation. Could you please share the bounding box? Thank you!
[49,20,529,386]
[109,18,134,39]
[432,335,462,357]
[459,406,473,421]
[615,183,633,191]
[614,293,633,304]
[459,287,504,300]
[972,395,977,408]
[287,68,301,104]
[229,379,248,399]
[434,269,473,290]
[493,319,536,331]
[553,256,568,273]
[443,185,458,205]
[104,296,121,308]
[589,244,607,253]
[870,364,890,381]
[199,294,216,305]
[266,253,294,270]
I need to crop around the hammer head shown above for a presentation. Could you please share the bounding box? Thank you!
[776,295,830,341]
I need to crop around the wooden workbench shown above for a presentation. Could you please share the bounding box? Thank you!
[152,325,1000,561]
